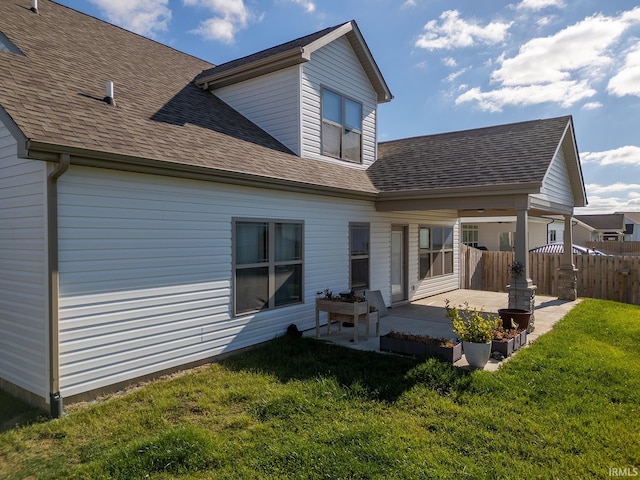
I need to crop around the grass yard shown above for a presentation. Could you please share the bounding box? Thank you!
[1,298,639,479]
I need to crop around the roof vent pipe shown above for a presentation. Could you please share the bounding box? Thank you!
[104,80,116,106]
[30,0,38,14]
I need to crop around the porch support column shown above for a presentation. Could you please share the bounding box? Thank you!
[508,202,536,332]
[558,214,578,301]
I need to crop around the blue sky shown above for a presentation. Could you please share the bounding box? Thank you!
[57,0,640,214]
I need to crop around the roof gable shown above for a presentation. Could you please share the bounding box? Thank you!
[372,116,575,193]
[0,0,377,197]
[555,118,587,207]
[195,21,392,103]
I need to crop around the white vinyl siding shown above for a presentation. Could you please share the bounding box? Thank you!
[56,166,459,398]
[301,36,378,168]
[0,123,48,400]
[533,148,574,206]
[213,68,301,155]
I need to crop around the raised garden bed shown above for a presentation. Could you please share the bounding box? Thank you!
[491,337,515,357]
[380,332,462,363]
[520,329,528,348]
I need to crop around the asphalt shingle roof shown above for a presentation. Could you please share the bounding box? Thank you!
[196,23,346,81]
[618,212,640,224]
[575,214,625,231]
[371,116,572,193]
[0,1,376,195]
[0,2,576,201]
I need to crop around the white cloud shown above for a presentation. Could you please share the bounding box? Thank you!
[446,68,468,82]
[581,146,640,166]
[457,7,640,111]
[515,0,565,11]
[415,10,512,50]
[582,101,603,110]
[289,0,316,13]
[442,57,457,67]
[402,0,418,7]
[577,182,640,213]
[492,13,634,87]
[608,42,640,97]
[456,81,595,111]
[88,0,171,38]
[185,0,250,43]
[586,182,640,195]
[575,195,640,214]
[535,16,553,27]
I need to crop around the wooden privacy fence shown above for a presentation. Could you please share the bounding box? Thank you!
[460,245,640,305]
[586,241,640,256]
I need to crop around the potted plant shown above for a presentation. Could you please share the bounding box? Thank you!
[445,300,500,368]
[380,331,462,363]
[497,308,532,331]
[492,324,519,358]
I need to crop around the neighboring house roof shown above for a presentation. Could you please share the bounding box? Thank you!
[195,20,393,103]
[372,116,574,193]
[529,244,606,255]
[617,212,640,224]
[0,1,377,197]
[574,214,625,231]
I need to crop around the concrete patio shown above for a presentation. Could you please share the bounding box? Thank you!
[305,289,581,371]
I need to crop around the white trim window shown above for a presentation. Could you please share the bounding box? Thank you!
[462,224,479,247]
[419,226,454,278]
[233,219,303,315]
[350,223,370,290]
[321,88,362,162]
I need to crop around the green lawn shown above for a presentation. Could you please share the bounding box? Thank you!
[1,298,639,479]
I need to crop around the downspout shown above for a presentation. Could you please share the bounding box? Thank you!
[546,218,557,243]
[47,153,70,418]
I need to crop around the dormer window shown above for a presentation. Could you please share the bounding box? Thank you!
[321,88,362,163]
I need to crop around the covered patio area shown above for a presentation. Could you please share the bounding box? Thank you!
[306,289,581,371]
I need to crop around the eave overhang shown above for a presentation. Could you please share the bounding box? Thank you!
[375,183,539,211]
[374,182,572,216]
[195,47,309,90]
[23,140,378,201]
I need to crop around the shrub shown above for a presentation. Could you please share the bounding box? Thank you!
[445,300,500,343]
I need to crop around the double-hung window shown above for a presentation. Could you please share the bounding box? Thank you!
[419,226,454,278]
[233,219,303,315]
[322,88,362,162]
[350,223,370,290]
